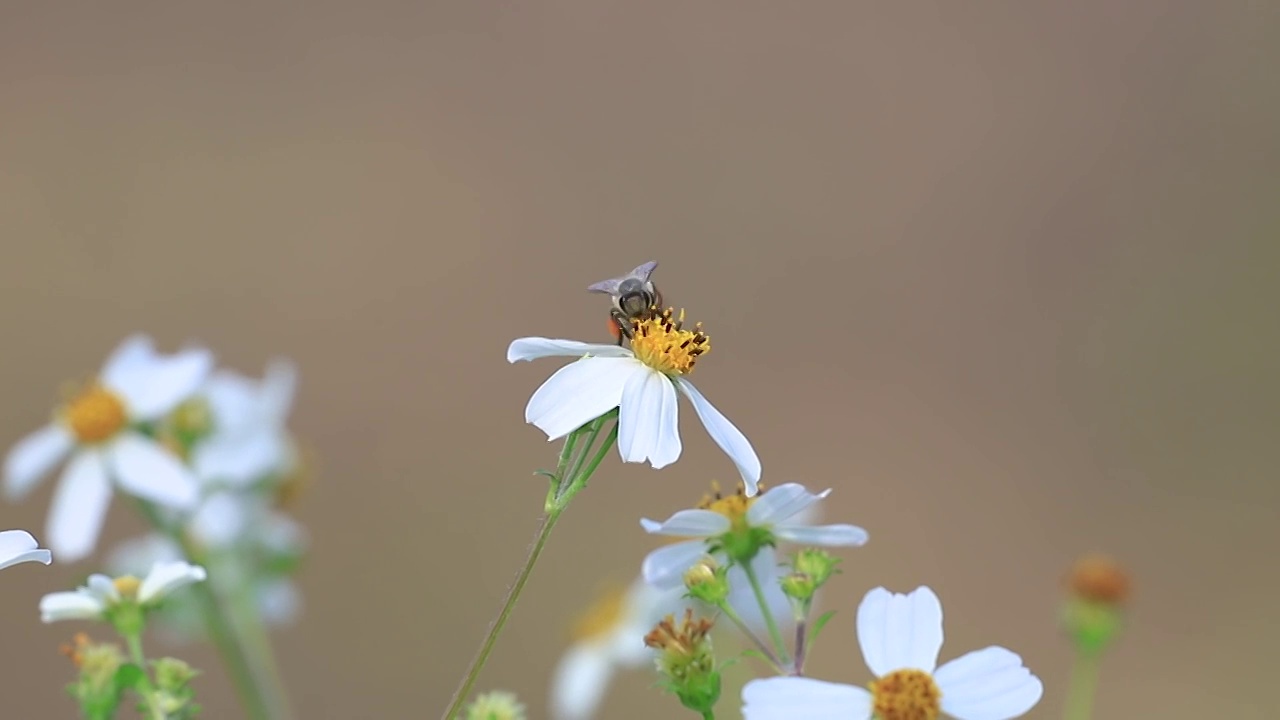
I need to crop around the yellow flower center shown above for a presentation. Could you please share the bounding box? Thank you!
[112,576,142,600]
[570,586,628,643]
[629,308,709,376]
[869,668,942,720]
[62,384,128,444]
[695,480,761,523]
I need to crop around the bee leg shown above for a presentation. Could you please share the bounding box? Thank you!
[610,308,633,345]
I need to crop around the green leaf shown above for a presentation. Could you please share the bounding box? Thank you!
[807,610,837,647]
[111,664,147,695]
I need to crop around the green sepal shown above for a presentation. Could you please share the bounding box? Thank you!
[807,610,838,648]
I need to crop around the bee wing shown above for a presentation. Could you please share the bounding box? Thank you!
[587,260,658,294]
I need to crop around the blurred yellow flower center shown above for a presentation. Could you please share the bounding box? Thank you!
[869,668,942,720]
[63,385,127,444]
[629,308,709,376]
[571,586,628,643]
[695,480,760,522]
[112,576,141,599]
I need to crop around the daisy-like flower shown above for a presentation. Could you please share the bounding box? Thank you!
[551,578,686,720]
[640,482,868,590]
[742,586,1044,720]
[192,359,298,487]
[40,560,208,623]
[4,335,211,562]
[508,308,761,495]
[0,529,52,570]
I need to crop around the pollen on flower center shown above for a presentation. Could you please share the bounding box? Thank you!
[62,384,128,444]
[570,586,627,643]
[628,308,709,376]
[869,668,942,720]
[112,576,141,600]
[695,480,760,522]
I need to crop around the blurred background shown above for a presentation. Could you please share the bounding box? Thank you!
[1,2,1277,717]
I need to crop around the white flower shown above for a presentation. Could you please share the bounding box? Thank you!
[742,586,1044,720]
[551,578,685,720]
[508,323,761,495]
[193,359,298,487]
[640,482,867,590]
[0,529,52,570]
[4,335,211,562]
[40,560,208,623]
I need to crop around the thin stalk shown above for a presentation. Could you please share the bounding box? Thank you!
[717,604,781,673]
[740,560,790,667]
[555,422,618,509]
[219,559,294,720]
[441,509,562,719]
[135,501,274,720]
[1063,650,1101,720]
[124,633,167,720]
[791,619,807,676]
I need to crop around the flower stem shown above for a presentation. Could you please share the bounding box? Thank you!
[716,604,782,673]
[134,501,276,720]
[1063,649,1101,720]
[124,632,167,720]
[220,560,295,720]
[440,508,562,720]
[740,560,790,668]
[792,618,808,676]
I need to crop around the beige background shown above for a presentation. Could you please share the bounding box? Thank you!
[2,2,1277,718]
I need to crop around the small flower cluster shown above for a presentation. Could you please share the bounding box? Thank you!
[2,333,306,718]
[504,263,1048,720]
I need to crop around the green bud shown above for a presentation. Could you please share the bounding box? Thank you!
[792,548,840,587]
[683,558,730,606]
[153,658,200,693]
[464,690,526,720]
[646,610,721,716]
[780,571,817,603]
[1061,599,1124,656]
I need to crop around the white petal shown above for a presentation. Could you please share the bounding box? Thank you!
[525,358,637,440]
[676,378,761,496]
[115,347,214,420]
[106,434,199,508]
[47,451,113,563]
[774,523,869,547]
[507,337,634,363]
[4,424,73,499]
[258,579,302,626]
[745,483,830,526]
[742,678,873,720]
[203,371,261,433]
[189,491,248,547]
[641,540,709,589]
[260,358,299,421]
[0,530,52,570]
[99,335,159,396]
[40,590,106,623]
[87,574,121,603]
[193,431,287,487]
[639,509,730,538]
[936,647,1044,720]
[549,644,614,720]
[618,370,682,468]
[138,560,207,603]
[107,534,183,577]
[857,586,944,676]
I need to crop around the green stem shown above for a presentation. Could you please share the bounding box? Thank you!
[134,501,276,720]
[124,633,167,720]
[441,509,563,719]
[741,560,790,667]
[716,604,782,673]
[554,422,619,510]
[792,618,808,676]
[1063,650,1101,720]
[220,561,294,720]
[701,711,715,720]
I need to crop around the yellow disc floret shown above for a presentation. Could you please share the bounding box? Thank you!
[629,308,709,376]
[62,384,128,444]
[570,586,628,643]
[695,480,761,523]
[869,668,942,720]
[112,576,142,600]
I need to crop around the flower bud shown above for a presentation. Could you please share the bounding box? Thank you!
[645,610,721,715]
[1061,554,1130,655]
[465,691,527,720]
[683,557,730,606]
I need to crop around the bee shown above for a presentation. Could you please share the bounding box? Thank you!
[587,261,663,345]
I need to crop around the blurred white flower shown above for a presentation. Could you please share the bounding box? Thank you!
[742,586,1044,720]
[640,482,867,590]
[0,529,52,570]
[40,561,208,623]
[193,359,298,487]
[508,318,761,495]
[4,335,210,562]
[551,578,685,720]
